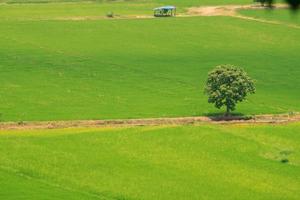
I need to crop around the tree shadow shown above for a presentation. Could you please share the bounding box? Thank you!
[203,112,253,121]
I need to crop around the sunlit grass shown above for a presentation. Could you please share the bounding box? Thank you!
[0,123,299,199]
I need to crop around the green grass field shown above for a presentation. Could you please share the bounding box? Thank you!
[239,8,300,25]
[0,3,300,121]
[1,1,300,199]
[0,0,249,7]
[0,123,299,199]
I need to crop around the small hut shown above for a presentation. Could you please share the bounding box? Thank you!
[153,6,176,17]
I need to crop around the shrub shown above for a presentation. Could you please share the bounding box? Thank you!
[106,11,114,18]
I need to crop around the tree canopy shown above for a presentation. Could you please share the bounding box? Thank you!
[205,65,255,116]
[255,0,300,9]
[286,0,300,9]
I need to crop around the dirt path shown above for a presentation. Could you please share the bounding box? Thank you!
[233,14,300,29]
[0,113,300,130]
[187,5,248,16]
[54,15,154,21]
[58,4,287,20]
[7,3,298,29]
[51,4,300,29]
[186,4,288,16]
[187,4,300,29]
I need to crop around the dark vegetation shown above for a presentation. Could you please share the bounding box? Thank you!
[205,65,255,116]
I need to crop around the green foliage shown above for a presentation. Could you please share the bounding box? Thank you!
[253,0,273,7]
[205,65,255,115]
[285,0,300,9]
[106,11,114,18]
[253,0,300,9]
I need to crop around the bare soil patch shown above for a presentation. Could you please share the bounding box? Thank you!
[187,4,288,17]
[187,4,300,29]
[54,15,154,21]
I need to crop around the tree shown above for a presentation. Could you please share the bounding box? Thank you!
[256,0,300,10]
[253,0,273,7]
[286,0,300,10]
[205,65,255,116]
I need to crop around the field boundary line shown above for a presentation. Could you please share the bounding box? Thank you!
[187,4,300,29]
[0,165,112,200]
[0,113,300,130]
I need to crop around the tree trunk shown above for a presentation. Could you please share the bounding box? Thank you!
[225,106,230,116]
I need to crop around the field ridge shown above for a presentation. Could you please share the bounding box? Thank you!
[0,165,111,200]
[1,113,300,130]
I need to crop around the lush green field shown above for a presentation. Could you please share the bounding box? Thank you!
[0,0,249,7]
[1,2,299,200]
[0,2,157,20]
[1,8,300,121]
[0,123,299,199]
[0,1,300,122]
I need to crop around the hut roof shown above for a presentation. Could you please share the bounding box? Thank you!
[153,6,176,11]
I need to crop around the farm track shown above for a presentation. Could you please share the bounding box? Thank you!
[30,4,299,29]
[1,113,300,130]
[188,4,300,29]
[1,4,299,29]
